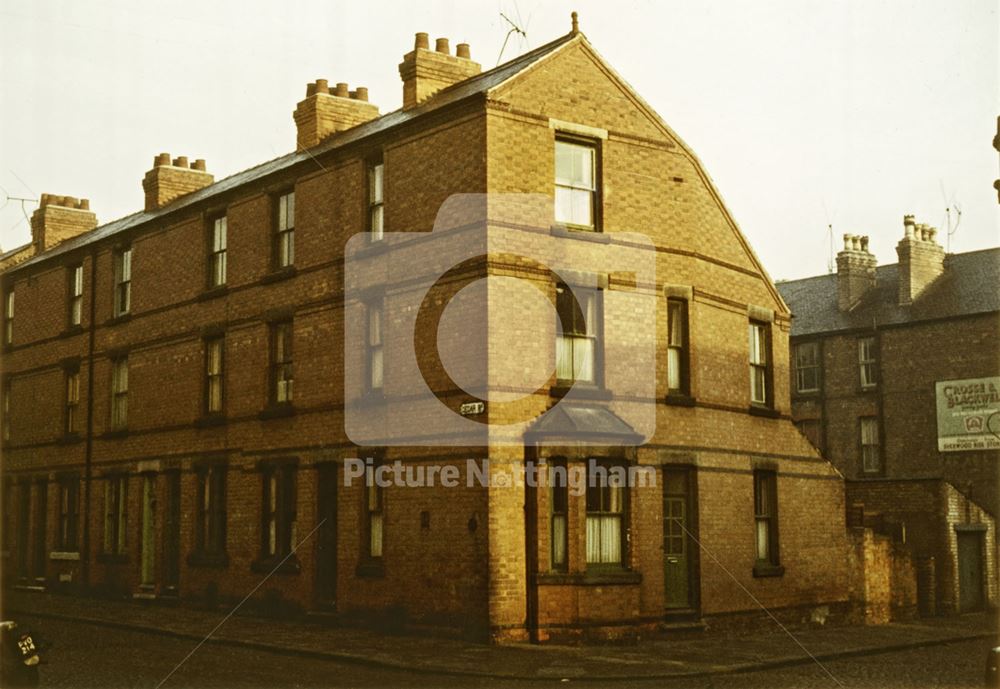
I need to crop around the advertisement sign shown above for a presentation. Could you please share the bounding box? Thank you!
[936,377,1000,452]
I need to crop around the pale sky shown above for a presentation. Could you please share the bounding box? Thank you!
[1,0,997,280]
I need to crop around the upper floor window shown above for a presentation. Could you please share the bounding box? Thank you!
[666,298,689,395]
[860,417,881,473]
[367,303,384,393]
[555,139,598,230]
[209,216,227,288]
[794,342,820,394]
[368,161,384,241]
[261,464,296,559]
[586,463,625,567]
[110,356,128,430]
[4,290,13,345]
[2,378,10,442]
[65,368,81,435]
[271,321,293,404]
[205,337,225,414]
[753,470,779,569]
[113,247,132,317]
[556,285,599,386]
[858,336,877,389]
[69,264,84,327]
[275,191,295,268]
[748,322,771,406]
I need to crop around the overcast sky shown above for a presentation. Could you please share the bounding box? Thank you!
[0,0,996,280]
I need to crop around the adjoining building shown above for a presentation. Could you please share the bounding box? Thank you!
[778,222,999,616]
[2,19,852,642]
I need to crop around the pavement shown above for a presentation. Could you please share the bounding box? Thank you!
[4,590,997,681]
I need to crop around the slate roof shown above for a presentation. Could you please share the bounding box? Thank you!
[527,404,640,440]
[9,31,580,275]
[776,247,1000,337]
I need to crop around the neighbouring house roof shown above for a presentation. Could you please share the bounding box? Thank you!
[0,242,34,272]
[8,31,581,276]
[776,247,1000,337]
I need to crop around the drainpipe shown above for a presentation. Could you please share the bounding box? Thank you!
[81,247,97,589]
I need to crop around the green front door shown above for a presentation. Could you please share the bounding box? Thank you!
[664,468,696,611]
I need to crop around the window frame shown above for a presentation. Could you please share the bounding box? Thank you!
[270,321,294,405]
[793,341,821,394]
[366,301,384,394]
[65,367,81,435]
[113,246,132,318]
[752,470,782,575]
[110,356,129,430]
[364,465,385,561]
[57,476,80,552]
[858,336,878,390]
[555,284,602,388]
[204,336,225,415]
[748,321,772,407]
[554,135,600,231]
[103,474,128,555]
[68,263,84,327]
[260,463,296,561]
[585,461,628,569]
[274,190,295,269]
[860,416,882,474]
[2,377,10,443]
[549,460,569,572]
[666,298,690,396]
[367,159,384,241]
[208,215,228,289]
[194,462,227,558]
[4,289,13,345]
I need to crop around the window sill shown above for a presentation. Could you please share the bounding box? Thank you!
[537,570,641,586]
[251,555,300,575]
[859,385,878,394]
[187,551,229,568]
[352,391,386,408]
[102,429,130,439]
[194,414,227,429]
[58,432,82,445]
[61,324,84,338]
[748,405,780,419]
[260,266,297,285]
[197,286,230,302]
[106,313,132,326]
[791,390,821,400]
[97,553,128,564]
[752,563,785,578]
[355,561,385,579]
[665,393,696,407]
[550,224,609,243]
[50,551,80,561]
[259,403,295,420]
[352,239,389,259]
[550,384,613,400]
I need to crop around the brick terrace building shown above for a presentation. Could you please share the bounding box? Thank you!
[2,22,852,642]
[778,223,999,616]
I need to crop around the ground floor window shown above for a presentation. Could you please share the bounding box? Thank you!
[586,463,626,566]
[103,475,127,555]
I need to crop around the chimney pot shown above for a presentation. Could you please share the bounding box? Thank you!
[334,82,349,98]
[415,32,430,49]
[354,86,369,102]
[192,159,207,172]
[860,236,869,252]
[456,43,471,59]
[435,37,450,54]
[306,83,317,97]
[173,156,189,168]
[79,199,90,210]
[155,152,171,167]
[315,78,329,93]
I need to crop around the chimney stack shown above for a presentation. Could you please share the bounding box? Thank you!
[398,33,481,110]
[293,79,380,150]
[896,214,945,305]
[142,153,213,211]
[30,194,98,253]
[836,233,877,311]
